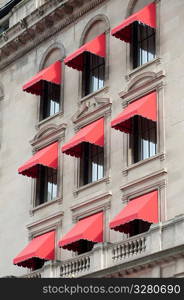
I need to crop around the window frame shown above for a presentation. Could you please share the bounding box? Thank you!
[121,89,160,169]
[39,80,61,121]
[131,21,156,70]
[78,27,109,103]
[128,219,151,237]
[37,46,65,125]
[129,115,157,164]
[30,138,64,212]
[35,165,58,207]
[79,142,104,187]
[0,13,10,35]
[82,52,105,98]
[73,114,111,193]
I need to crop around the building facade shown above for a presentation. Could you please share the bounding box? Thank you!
[0,0,184,278]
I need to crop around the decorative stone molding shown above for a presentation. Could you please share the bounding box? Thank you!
[2,32,8,42]
[122,153,166,176]
[30,196,63,216]
[119,70,166,101]
[72,95,111,127]
[121,177,166,203]
[80,86,109,103]
[160,153,166,161]
[27,211,64,239]
[35,110,65,129]
[122,169,128,177]
[120,169,167,192]
[39,42,65,70]
[19,18,27,29]
[73,176,111,197]
[127,70,163,91]
[30,123,67,150]
[125,58,162,81]
[121,177,166,223]
[94,96,110,105]
[71,102,90,123]
[122,100,128,109]
[71,191,112,222]
[0,0,107,70]
[79,13,110,46]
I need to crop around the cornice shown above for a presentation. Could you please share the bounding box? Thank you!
[0,0,107,70]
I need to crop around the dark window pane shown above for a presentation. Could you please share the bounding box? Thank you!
[132,22,156,69]
[40,81,60,120]
[36,165,58,206]
[77,240,94,255]
[82,53,105,97]
[80,142,104,186]
[129,219,151,237]
[131,116,157,163]
[31,258,45,271]
[98,64,105,89]
[0,20,9,34]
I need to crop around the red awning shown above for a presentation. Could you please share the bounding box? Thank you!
[110,190,158,233]
[62,118,104,157]
[64,33,106,71]
[13,231,55,268]
[58,212,103,251]
[23,61,61,95]
[111,2,156,42]
[111,91,157,133]
[18,142,58,178]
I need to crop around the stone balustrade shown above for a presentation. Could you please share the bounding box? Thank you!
[21,269,42,278]
[111,234,147,261]
[20,215,184,278]
[60,254,91,278]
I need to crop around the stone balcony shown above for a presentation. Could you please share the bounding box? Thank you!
[21,214,184,278]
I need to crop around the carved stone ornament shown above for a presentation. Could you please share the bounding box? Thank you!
[30,123,67,149]
[72,96,111,124]
[0,0,107,69]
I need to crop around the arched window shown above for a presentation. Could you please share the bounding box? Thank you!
[130,0,156,69]
[130,0,154,14]
[112,1,156,70]
[39,48,62,121]
[81,20,107,97]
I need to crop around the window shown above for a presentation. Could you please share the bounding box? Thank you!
[82,52,105,97]
[130,116,157,163]
[131,21,155,69]
[109,190,158,236]
[58,212,103,255]
[128,219,151,237]
[40,81,60,120]
[31,258,45,271]
[75,240,94,255]
[13,231,55,270]
[0,19,9,35]
[80,143,104,186]
[36,165,57,206]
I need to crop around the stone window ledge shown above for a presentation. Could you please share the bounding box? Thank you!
[122,152,166,176]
